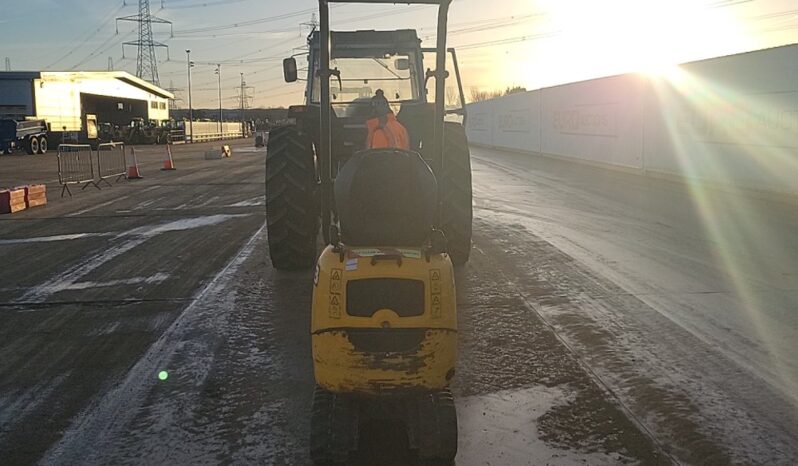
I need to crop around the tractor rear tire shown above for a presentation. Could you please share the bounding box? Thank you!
[310,386,358,465]
[440,123,472,266]
[265,125,319,270]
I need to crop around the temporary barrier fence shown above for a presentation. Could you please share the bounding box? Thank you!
[167,130,186,144]
[254,131,268,147]
[96,142,127,186]
[189,131,244,143]
[57,144,99,197]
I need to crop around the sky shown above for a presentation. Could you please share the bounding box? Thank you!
[3,0,798,108]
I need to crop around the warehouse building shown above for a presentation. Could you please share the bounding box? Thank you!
[0,71,173,137]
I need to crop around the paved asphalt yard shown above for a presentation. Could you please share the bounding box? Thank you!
[9,139,792,464]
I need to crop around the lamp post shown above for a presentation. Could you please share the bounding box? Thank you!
[186,49,194,143]
[215,64,222,136]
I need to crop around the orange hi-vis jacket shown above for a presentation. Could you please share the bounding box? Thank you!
[366,113,410,150]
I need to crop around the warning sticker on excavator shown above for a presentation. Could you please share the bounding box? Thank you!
[431,295,441,318]
[397,249,422,259]
[329,294,341,318]
[330,279,342,294]
[346,258,358,271]
[330,268,343,295]
[348,248,422,259]
[430,269,442,318]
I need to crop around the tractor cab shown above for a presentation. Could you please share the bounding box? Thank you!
[284,29,466,161]
[270,2,473,269]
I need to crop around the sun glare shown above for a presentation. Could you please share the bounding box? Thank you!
[538,0,746,79]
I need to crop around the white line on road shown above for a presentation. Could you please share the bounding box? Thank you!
[38,220,267,465]
[14,214,249,303]
[67,195,133,217]
[0,233,112,245]
[35,273,171,294]
[66,186,161,217]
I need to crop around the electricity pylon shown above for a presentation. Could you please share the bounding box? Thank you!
[117,0,173,86]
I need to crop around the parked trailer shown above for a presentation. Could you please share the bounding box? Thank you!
[0,119,49,155]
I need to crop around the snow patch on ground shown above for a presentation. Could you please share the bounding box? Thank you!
[457,386,629,465]
[228,195,265,207]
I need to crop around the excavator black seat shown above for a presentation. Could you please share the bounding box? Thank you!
[334,149,437,247]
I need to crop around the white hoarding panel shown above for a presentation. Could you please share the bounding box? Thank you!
[541,74,645,169]
[466,100,493,147]
[643,45,798,193]
[490,91,541,153]
[466,91,541,153]
[466,43,798,195]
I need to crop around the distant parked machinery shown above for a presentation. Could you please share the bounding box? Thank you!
[116,118,171,145]
[0,119,49,155]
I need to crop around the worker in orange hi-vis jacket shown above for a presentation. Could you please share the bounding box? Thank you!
[365,89,409,150]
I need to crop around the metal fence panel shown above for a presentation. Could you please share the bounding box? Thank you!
[57,144,99,197]
[168,130,186,144]
[96,142,127,186]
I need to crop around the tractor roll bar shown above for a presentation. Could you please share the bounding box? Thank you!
[317,0,452,241]
[320,1,332,243]
[326,0,448,3]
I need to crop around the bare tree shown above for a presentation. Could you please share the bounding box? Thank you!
[503,85,527,96]
[469,87,502,103]
[445,86,458,108]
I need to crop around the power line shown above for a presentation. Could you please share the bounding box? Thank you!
[69,29,135,70]
[164,0,249,9]
[42,3,125,69]
[173,6,319,35]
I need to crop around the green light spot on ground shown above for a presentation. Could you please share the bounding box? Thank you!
[158,370,168,381]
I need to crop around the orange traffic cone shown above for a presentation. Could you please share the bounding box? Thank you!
[127,147,143,179]
[161,144,176,171]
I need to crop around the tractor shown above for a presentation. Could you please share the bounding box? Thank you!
[265,0,471,463]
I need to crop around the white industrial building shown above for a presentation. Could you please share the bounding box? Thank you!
[0,71,173,134]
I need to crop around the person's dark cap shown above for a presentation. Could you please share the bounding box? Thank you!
[371,89,391,117]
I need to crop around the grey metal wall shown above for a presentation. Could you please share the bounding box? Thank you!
[0,79,34,118]
[467,43,798,194]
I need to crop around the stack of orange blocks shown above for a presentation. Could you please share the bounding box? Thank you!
[22,184,47,208]
[0,188,26,214]
[0,184,47,214]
